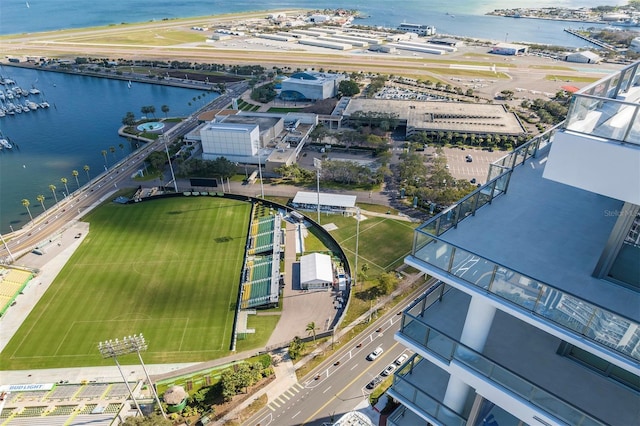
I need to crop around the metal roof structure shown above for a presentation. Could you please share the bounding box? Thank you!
[292,191,357,209]
[300,253,333,285]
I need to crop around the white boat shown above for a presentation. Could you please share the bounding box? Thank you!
[0,138,12,149]
[29,87,41,95]
[0,110,5,118]
[21,104,30,112]
[39,101,50,108]
[6,91,14,100]
[26,100,38,110]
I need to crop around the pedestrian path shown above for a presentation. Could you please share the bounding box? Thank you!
[266,383,304,411]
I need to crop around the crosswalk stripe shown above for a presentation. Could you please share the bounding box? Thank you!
[269,404,276,411]
[271,400,280,408]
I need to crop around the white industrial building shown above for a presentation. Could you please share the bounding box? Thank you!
[564,50,601,63]
[490,42,528,55]
[200,122,260,162]
[280,71,346,101]
[299,253,333,290]
[397,23,436,36]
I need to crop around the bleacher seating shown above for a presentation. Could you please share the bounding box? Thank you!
[14,406,46,417]
[47,405,77,416]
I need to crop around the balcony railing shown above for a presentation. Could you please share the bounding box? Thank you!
[398,313,606,426]
[564,61,640,145]
[409,230,640,364]
[388,355,467,426]
[408,119,640,365]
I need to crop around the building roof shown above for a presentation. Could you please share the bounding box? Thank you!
[163,386,188,405]
[343,99,525,135]
[202,122,258,133]
[567,51,601,59]
[292,191,357,208]
[493,42,528,50]
[300,253,334,284]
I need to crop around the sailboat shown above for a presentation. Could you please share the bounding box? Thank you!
[128,80,132,89]
[26,1,30,8]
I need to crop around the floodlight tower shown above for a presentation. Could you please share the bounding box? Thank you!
[98,334,166,418]
[98,338,143,417]
[162,135,178,193]
[314,158,322,223]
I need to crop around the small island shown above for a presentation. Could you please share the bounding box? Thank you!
[487,1,640,27]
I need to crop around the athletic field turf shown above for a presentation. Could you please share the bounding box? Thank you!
[0,196,251,370]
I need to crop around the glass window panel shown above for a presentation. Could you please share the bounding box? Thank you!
[492,364,532,397]
[438,209,458,235]
[415,389,438,416]
[476,188,492,211]
[426,328,455,360]
[547,294,597,334]
[393,376,416,401]
[494,172,510,194]
[413,230,433,254]
[413,239,452,271]
[458,194,476,221]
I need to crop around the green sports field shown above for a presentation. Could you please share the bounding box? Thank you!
[0,196,253,370]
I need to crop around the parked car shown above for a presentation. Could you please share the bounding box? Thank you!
[395,354,408,365]
[466,155,473,162]
[366,376,383,389]
[367,346,383,361]
[381,364,397,376]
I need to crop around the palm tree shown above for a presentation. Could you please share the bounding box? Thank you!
[101,150,108,167]
[83,165,90,181]
[109,146,116,161]
[161,104,169,118]
[37,194,46,212]
[60,177,69,196]
[306,322,317,342]
[49,184,58,204]
[21,199,33,223]
[72,170,80,188]
[118,143,125,157]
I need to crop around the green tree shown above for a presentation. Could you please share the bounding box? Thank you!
[109,146,117,161]
[161,104,170,117]
[101,150,108,167]
[306,322,318,342]
[60,177,69,196]
[121,414,172,426]
[83,165,91,181]
[36,194,46,211]
[148,105,156,118]
[338,79,360,97]
[119,143,125,157]
[49,184,58,204]
[376,272,399,296]
[21,199,33,222]
[288,336,305,360]
[122,111,136,126]
[72,170,80,188]
[147,151,167,174]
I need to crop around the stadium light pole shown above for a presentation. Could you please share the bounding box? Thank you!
[98,334,166,419]
[354,207,360,289]
[98,339,143,417]
[314,158,322,223]
[0,232,14,263]
[162,135,178,193]
[258,149,264,198]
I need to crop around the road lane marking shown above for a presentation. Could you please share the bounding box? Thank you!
[350,363,359,371]
[323,386,332,394]
[292,410,301,419]
[301,341,400,425]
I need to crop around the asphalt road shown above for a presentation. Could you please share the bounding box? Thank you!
[244,282,435,426]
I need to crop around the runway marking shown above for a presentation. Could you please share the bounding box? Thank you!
[323,386,331,394]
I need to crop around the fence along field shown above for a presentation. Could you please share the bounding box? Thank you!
[0,196,252,369]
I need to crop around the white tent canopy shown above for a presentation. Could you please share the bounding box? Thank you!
[300,253,333,289]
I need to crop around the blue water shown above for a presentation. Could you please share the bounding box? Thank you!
[0,0,630,233]
[0,0,629,46]
[0,67,216,233]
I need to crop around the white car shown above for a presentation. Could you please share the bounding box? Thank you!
[367,347,383,361]
[381,363,396,376]
[394,354,408,366]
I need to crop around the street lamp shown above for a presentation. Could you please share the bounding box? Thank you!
[162,135,178,192]
[258,149,264,198]
[98,334,166,419]
[354,207,360,289]
[313,158,322,223]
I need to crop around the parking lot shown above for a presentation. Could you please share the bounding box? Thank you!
[437,147,507,185]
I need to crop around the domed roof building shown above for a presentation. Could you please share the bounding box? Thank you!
[163,385,188,413]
